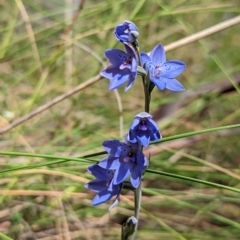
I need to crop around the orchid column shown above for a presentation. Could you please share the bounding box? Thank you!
[85,20,186,240]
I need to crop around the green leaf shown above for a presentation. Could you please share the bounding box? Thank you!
[0,232,14,240]
[146,169,240,194]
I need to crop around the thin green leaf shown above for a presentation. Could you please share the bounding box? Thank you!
[146,169,240,194]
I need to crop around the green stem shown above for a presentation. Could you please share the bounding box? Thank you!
[133,44,150,113]
[0,151,94,163]
[123,42,149,239]
[142,76,150,112]
[147,169,240,194]
[155,123,240,144]
[129,182,142,240]
[134,182,142,219]
[0,151,95,175]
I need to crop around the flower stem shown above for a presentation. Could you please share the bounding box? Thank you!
[123,42,150,240]
[129,182,142,240]
[142,77,150,113]
[133,44,150,113]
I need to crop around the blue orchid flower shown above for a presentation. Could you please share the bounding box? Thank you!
[85,165,121,209]
[114,20,139,43]
[98,139,148,188]
[127,112,161,147]
[141,44,186,91]
[100,44,138,91]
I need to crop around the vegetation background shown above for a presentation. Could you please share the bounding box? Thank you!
[0,0,240,239]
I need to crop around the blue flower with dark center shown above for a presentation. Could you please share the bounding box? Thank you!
[141,44,186,91]
[114,20,139,43]
[127,112,161,147]
[98,139,148,188]
[100,45,138,91]
[85,165,121,209]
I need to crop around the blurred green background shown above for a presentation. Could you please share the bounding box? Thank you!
[0,0,240,239]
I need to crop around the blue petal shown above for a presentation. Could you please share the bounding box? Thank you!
[124,76,135,91]
[124,57,138,92]
[136,130,150,147]
[105,49,129,66]
[100,66,120,80]
[125,20,138,32]
[114,21,138,43]
[102,140,120,154]
[126,45,138,69]
[113,162,133,185]
[146,119,161,141]
[108,181,121,194]
[150,130,161,141]
[150,44,166,65]
[109,71,130,90]
[103,140,130,157]
[98,156,120,169]
[135,151,148,170]
[131,167,142,188]
[146,61,155,74]
[114,26,129,42]
[131,55,138,72]
[114,23,127,41]
[161,60,186,78]
[150,76,166,90]
[88,164,114,180]
[140,52,151,66]
[92,190,113,206]
[129,118,140,130]
[109,183,122,210]
[127,129,137,143]
[162,77,185,91]
[124,44,136,58]
[143,155,149,168]
[146,118,158,132]
[85,179,108,192]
